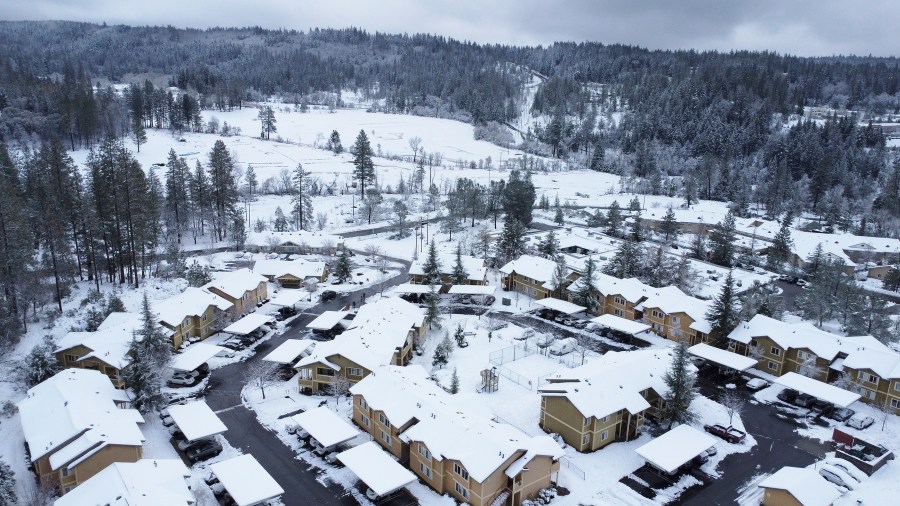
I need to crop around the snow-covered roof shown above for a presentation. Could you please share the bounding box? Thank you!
[409,253,487,282]
[306,310,352,330]
[534,297,586,315]
[499,255,560,288]
[262,339,315,364]
[635,425,717,474]
[291,407,358,448]
[788,230,900,267]
[210,454,284,506]
[539,349,685,419]
[391,283,439,294]
[349,296,424,332]
[337,442,416,497]
[223,313,272,335]
[169,343,225,372]
[252,258,327,279]
[54,459,192,506]
[594,274,652,303]
[635,285,713,334]
[154,287,233,328]
[758,466,842,506]
[268,290,305,307]
[590,314,651,335]
[557,228,619,254]
[775,372,861,408]
[729,314,895,373]
[447,284,496,295]
[689,343,757,371]
[56,318,139,371]
[167,401,227,441]
[203,268,267,300]
[18,369,145,464]
[349,365,452,430]
[247,229,342,249]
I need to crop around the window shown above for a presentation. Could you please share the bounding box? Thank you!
[419,462,432,478]
[183,317,190,327]
[65,354,78,364]
[347,367,363,377]
[358,398,368,409]
[453,463,469,480]
[61,467,73,477]
[601,430,609,441]
[614,297,625,305]
[768,361,779,372]
[202,313,207,322]
[614,308,624,317]
[861,389,877,400]
[671,316,680,325]
[360,414,370,427]
[894,382,900,392]
[651,310,661,318]
[859,372,879,385]
[379,413,389,426]
[419,444,431,459]
[601,415,610,423]
[299,369,312,380]
[891,398,900,410]
[583,417,590,426]
[582,434,590,445]
[380,430,392,447]
[455,483,469,499]
[797,350,814,361]
[770,347,782,357]
[317,367,335,377]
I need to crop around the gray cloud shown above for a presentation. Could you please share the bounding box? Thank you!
[1,0,897,57]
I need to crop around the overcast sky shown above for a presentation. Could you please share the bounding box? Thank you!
[2,0,898,57]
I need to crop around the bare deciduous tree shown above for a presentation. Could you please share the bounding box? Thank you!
[244,360,280,400]
[720,390,745,426]
[304,277,318,301]
[329,375,352,406]
[408,136,422,163]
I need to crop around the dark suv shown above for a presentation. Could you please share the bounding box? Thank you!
[186,440,223,462]
[320,290,337,302]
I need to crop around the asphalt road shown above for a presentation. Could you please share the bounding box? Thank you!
[774,280,803,312]
[202,254,412,506]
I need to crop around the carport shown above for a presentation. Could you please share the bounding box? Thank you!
[169,343,225,372]
[635,425,718,475]
[589,314,652,342]
[448,285,496,295]
[209,454,284,506]
[774,372,861,408]
[688,343,756,372]
[337,442,416,500]
[262,339,315,364]
[268,290,304,308]
[291,407,359,451]
[306,310,352,332]
[534,298,586,315]
[392,283,438,294]
[223,314,272,336]
[167,400,228,442]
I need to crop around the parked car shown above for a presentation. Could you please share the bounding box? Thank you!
[161,416,176,427]
[825,458,867,483]
[818,464,859,490]
[514,329,536,341]
[278,306,298,318]
[483,295,496,306]
[776,388,798,404]
[745,378,769,392]
[186,440,223,462]
[549,338,577,356]
[177,436,214,452]
[846,414,875,430]
[571,320,588,329]
[703,424,747,443]
[169,370,200,386]
[810,399,834,416]
[320,290,337,302]
[829,407,856,422]
[793,393,815,408]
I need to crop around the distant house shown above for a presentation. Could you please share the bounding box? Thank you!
[154,287,234,348]
[54,459,193,506]
[409,253,487,291]
[247,230,343,254]
[500,255,562,299]
[294,297,425,393]
[538,349,686,452]
[55,312,169,388]
[758,466,840,506]
[18,369,145,495]
[203,268,269,318]
[252,258,329,287]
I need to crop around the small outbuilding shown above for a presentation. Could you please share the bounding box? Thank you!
[169,343,225,372]
[635,425,717,475]
[291,407,359,451]
[337,441,416,500]
[223,314,272,336]
[758,466,841,506]
[166,401,228,442]
[209,454,284,506]
[262,339,315,365]
[688,343,757,372]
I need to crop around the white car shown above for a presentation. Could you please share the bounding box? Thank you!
[549,338,577,356]
[745,378,769,391]
[846,414,875,430]
[514,329,536,341]
[824,458,867,483]
[818,464,859,490]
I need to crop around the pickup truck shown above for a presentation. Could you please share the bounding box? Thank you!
[704,424,746,443]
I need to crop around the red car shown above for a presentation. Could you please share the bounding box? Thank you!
[704,424,746,443]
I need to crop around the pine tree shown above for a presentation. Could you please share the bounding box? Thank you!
[244,165,258,198]
[22,336,61,387]
[432,332,451,368]
[606,200,622,237]
[185,260,212,287]
[537,231,560,259]
[258,105,277,140]
[554,206,564,225]
[0,143,32,339]
[691,231,707,260]
[589,142,605,171]
[586,209,606,228]
[291,163,314,231]
[553,255,569,296]
[273,206,288,232]
[573,256,599,314]
[207,140,239,241]
[709,212,737,267]
[124,294,172,413]
[629,209,643,242]
[706,270,739,348]
[660,208,679,243]
[422,242,443,286]
[450,367,460,394]
[451,243,469,285]
[334,247,352,283]
[883,265,900,292]
[496,215,526,265]
[0,459,16,506]
[603,237,641,279]
[766,214,794,272]
[352,130,375,197]
[106,295,126,313]
[454,323,467,347]
[661,339,698,428]
[425,287,442,330]
[328,130,343,154]
[392,200,410,238]
[164,149,190,239]
[501,169,536,226]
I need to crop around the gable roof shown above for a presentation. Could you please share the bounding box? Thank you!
[252,258,327,280]
[539,348,684,419]
[758,466,841,506]
[499,255,560,288]
[349,365,451,429]
[635,286,713,334]
[409,253,486,282]
[203,268,267,299]
[56,312,170,370]
[153,287,233,327]
[18,369,145,464]
[54,459,192,506]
